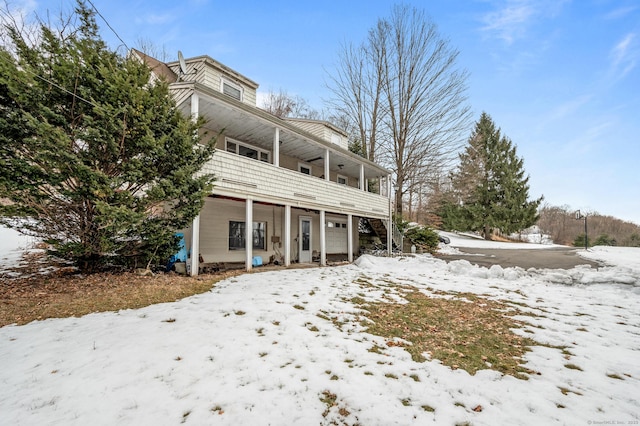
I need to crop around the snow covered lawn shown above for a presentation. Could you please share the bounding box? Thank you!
[1,227,639,425]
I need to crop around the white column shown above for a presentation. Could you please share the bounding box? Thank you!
[189,91,200,276]
[324,149,330,181]
[190,214,200,276]
[284,204,291,266]
[245,198,253,271]
[347,213,353,263]
[319,210,326,266]
[190,92,199,120]
[360,164,365,191]
[273,128,280,167]
[387,176,393,256]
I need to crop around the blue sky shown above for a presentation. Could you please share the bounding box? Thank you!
[18,0,640,225]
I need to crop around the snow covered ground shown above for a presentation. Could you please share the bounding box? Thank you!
[1,226,639,425]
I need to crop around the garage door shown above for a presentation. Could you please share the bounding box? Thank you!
[326,220,347,253]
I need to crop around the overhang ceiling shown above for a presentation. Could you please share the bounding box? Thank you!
[172,83,390,180]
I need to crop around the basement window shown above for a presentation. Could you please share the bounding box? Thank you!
[229,221,266,250]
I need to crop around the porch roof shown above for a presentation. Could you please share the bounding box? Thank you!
[170,82,391,180]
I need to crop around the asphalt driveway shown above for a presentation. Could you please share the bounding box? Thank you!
[437,246,602,270]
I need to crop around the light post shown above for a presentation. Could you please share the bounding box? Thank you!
[575,210,588,250]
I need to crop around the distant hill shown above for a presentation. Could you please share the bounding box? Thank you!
[537,204,640,247]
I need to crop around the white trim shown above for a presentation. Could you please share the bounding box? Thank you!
[347,213,353,262]
[190,214,200,276]
[319,210,326,266]
[245,198,253,271]
[284,205,291,266]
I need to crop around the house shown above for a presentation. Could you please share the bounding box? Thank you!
[135,50,397,275]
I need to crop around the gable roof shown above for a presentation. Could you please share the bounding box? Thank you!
[130,48,178,83]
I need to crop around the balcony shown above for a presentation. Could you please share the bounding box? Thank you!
[200,150,390,218]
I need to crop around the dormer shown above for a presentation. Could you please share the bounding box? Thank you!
[167,54,259,107]
[283,118,349,150]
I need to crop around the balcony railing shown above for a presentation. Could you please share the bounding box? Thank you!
[200,150,390,218]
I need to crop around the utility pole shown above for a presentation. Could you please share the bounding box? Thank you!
[575,210,588,250]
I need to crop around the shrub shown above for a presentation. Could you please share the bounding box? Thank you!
[405,225,440,254]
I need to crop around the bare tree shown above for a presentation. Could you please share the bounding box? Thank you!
[326,4,471,217]
[260,88,321,119]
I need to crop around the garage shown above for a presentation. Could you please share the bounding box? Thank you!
[325,219,348,253]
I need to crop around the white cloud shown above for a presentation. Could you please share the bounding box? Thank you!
[610,32,637,80]
[479,0,569,44]
[481,0,535,44]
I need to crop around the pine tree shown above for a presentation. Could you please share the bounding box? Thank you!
[446,112,542,239]
[0,1,214,272]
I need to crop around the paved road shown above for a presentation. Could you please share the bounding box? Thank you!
[437,246,601,270]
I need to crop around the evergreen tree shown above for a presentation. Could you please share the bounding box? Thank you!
[0,1,214,272]
[446,112,542,239]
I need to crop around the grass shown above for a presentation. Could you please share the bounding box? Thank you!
[0,271,224,327]
[352,290,539,379]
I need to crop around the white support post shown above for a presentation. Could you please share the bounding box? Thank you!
[189,214,200,276]
[347,213,353,263]
[284,204,291,266]
[190,92,199,121]
[245,198,253,271]
[189,91,200,276]
[360,164,365,191]
[319,210,326,266]
[324,149,330,181]
[273,128,280,167]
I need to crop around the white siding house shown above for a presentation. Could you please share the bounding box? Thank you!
[136,50,395,274]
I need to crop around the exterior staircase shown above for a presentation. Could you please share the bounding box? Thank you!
[367,218,403,251]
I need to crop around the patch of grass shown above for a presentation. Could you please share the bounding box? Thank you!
[576,327,588,332]
[234,310,246,316]
[211,405,224,415]
[606,373,624,380]
[352,291,539,379]
[421,404,435,412]
[384,373,398,379]
[319,390,337,417]
[558,386,583,396]
[409,374,420,382]
[401,398,411,406]
[293,304,305,310]
[256,327,264,336]
[0,272,222,327]
[364,371,374,376]
[316,312,330,321]
[564,363,583,371]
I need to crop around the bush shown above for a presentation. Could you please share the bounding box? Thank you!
[405,225,440,254]
[593,234,616,246]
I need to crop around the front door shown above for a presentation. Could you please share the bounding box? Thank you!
[299,217,312,263]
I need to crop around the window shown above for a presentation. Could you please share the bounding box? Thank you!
[225,138,270,163]
[298,163,311,175]
[221,78,242,101]
[229,221,266,250]
[337,174,348,185]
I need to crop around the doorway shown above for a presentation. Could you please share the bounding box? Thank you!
[299,216,312,263]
